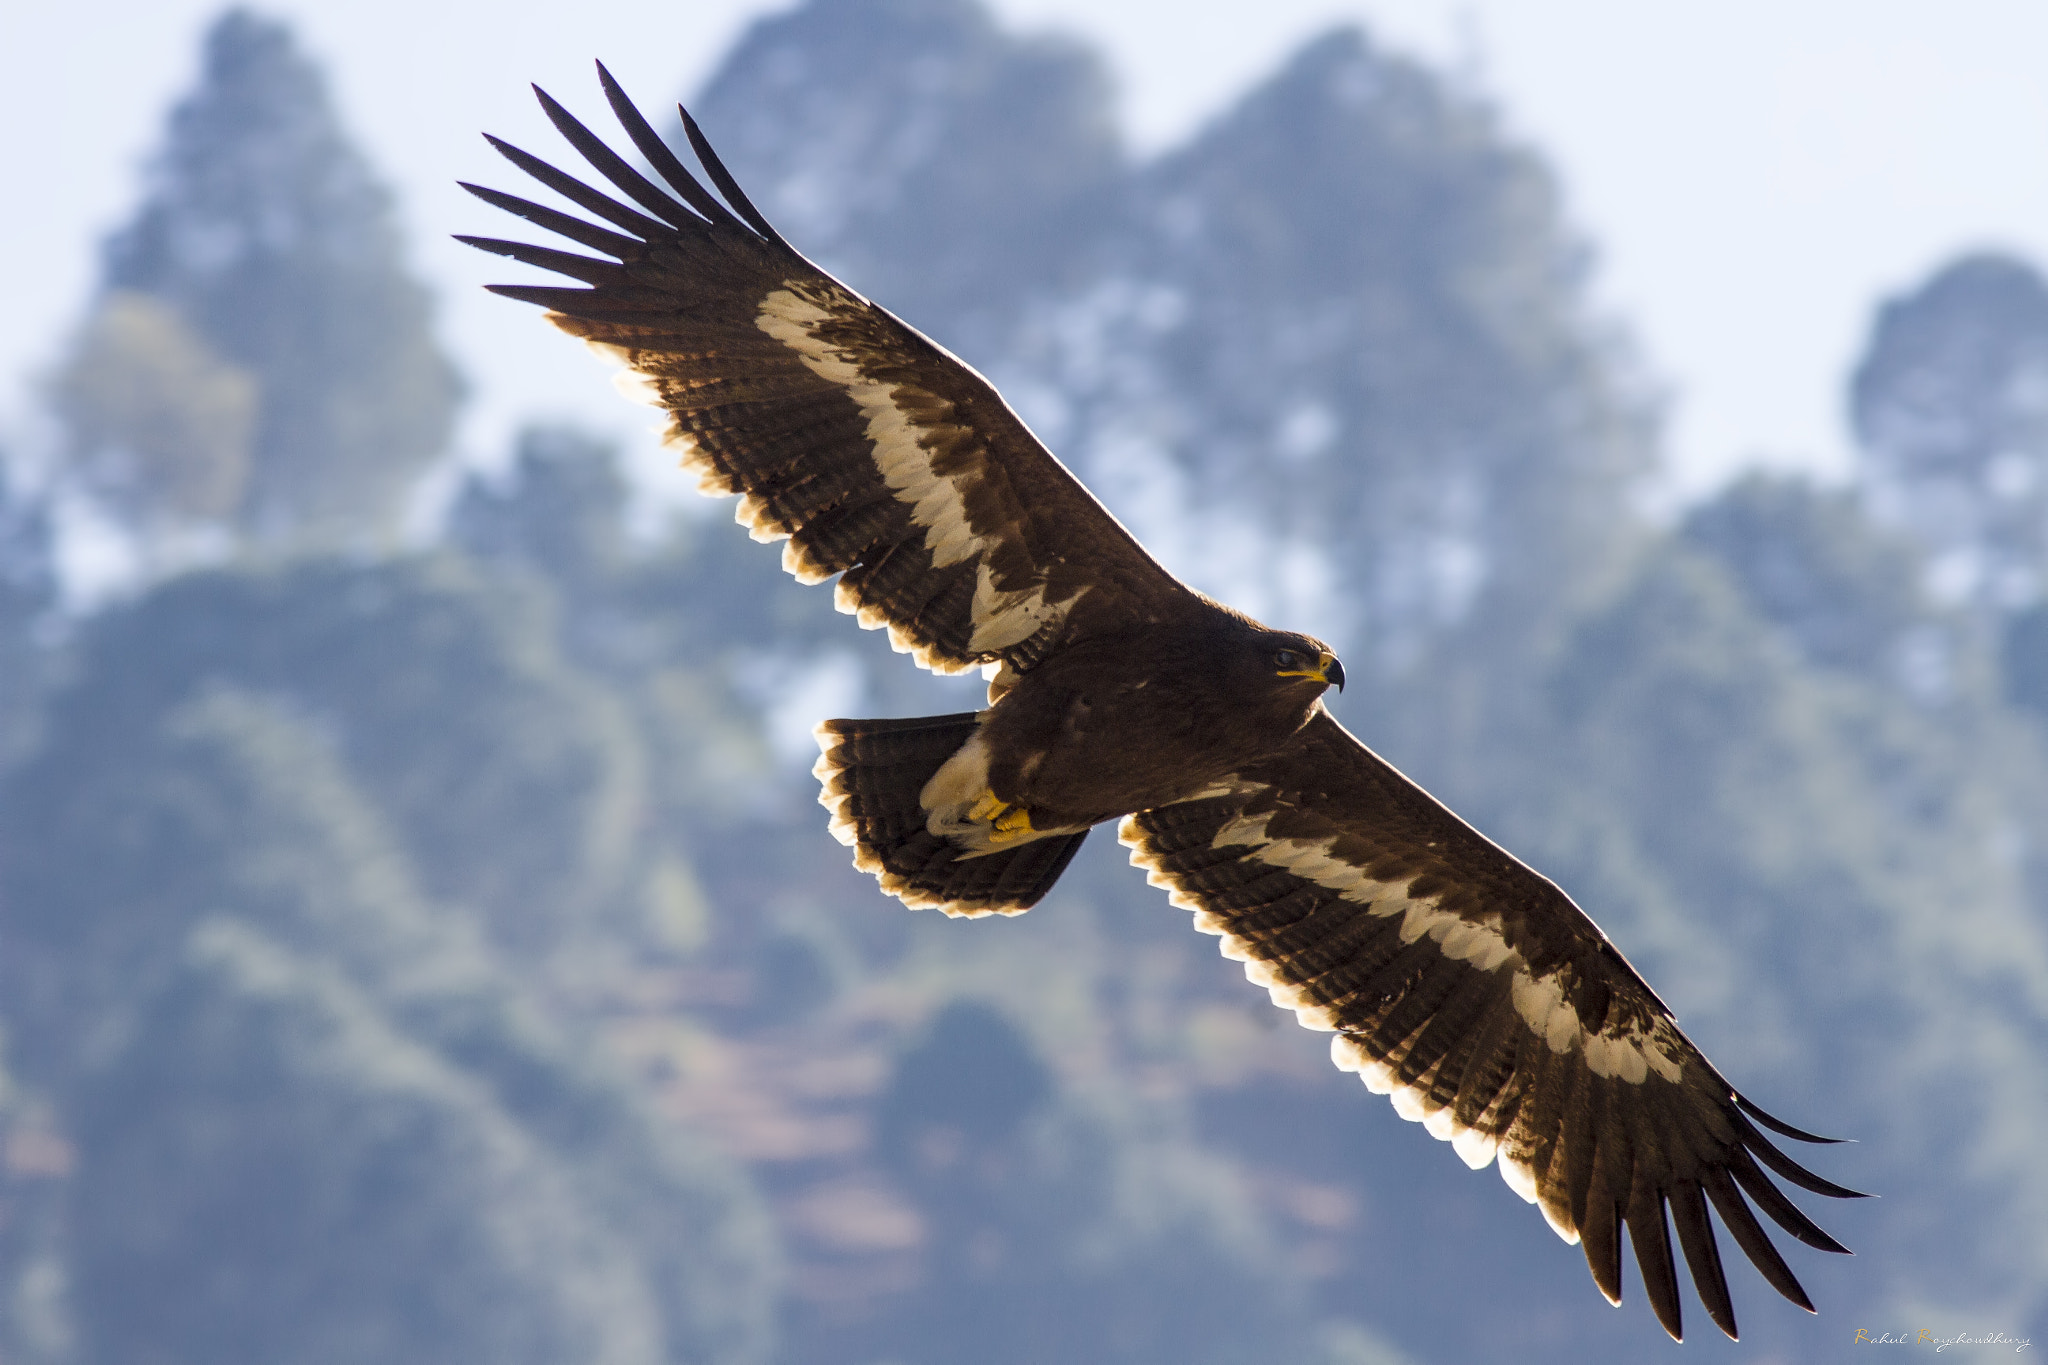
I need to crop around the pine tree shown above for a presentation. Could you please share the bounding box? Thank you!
[1680,472,1956,695]
[449,426,628,603]
[49,291,257,549]
[1850,252,2048,614]
[695,0,1123,348]
[92,9,461,541]
[1033,28,1654,662]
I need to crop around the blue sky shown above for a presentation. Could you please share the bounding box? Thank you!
[7,0,2048,502]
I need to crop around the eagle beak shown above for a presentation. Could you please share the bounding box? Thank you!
[1319,651,1345,693]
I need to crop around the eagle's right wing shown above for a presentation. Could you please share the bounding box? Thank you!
[460,67,1192,684]
[1121,710,1862,1343]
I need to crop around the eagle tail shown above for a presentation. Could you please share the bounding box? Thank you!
[814,713,1089,917]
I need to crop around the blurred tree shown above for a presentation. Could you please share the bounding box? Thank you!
[696,0,1124,348]
[0,457,55,768]
[47,291,256,545]
[0,650,778,1365]
[1850,252,2048,615]
[446,427,795,851]
[1680,472,1964,700]
[450,425,628,601]
[999,28,1653,670]
[72,917,671,1365]
[2004,602,2048,719]
[825,998,1334,1365]
[447,424,672,688]
[873,1000,1053,1158]
[40,557,644,966]
[97,8,461,541]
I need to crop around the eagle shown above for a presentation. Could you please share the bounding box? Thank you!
[460,66,1861,1343]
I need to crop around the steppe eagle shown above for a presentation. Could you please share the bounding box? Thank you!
[460,66,1861,1343]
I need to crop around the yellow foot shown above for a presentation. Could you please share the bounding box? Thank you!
[967,791,1035,844]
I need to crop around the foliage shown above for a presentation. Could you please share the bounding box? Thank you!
[0,458,55,766]
[1004,29,1653,669]
[1680,471,1967,698]
[790,999,1302,1365]
[0,584,777,1365]
[2007,602,2048,718]
[31,558,645,965]
[1851,252,2048,614]
[47,291,256,537]
[697,0,1124,347]
[450,426,630,599]
[95,9,461,540]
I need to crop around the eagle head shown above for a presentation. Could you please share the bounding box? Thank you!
[1271,639,1345,692]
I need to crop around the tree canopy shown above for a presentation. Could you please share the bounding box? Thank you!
[79,9,461,543]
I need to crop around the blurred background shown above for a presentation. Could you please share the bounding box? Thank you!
[0,1,2045,1362]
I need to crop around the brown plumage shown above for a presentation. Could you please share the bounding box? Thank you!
[461,66,1863,1343]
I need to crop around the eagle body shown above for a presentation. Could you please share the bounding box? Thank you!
[941,612,1343,839]
[463,68,1864,1344]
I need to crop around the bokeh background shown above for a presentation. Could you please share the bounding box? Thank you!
[0,2,2045,1362]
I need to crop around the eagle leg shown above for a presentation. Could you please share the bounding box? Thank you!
[970,791,1037,844]
[814,713,1089,913]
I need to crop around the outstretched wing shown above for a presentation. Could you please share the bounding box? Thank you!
[460,68,1191,681]
[1120,710,1862,1343]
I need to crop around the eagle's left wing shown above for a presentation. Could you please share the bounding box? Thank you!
[1120,710,1861,1343]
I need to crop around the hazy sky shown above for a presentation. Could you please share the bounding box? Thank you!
[7,0,2048,502]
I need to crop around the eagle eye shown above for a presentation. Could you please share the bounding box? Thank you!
[1274,649,1300,670]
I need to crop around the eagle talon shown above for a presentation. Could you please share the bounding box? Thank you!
[967,790,1035,844]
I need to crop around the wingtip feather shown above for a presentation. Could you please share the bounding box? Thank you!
[1702,1165,1817,1313]
[1733,1111,1870,1200]
[1735,1092,1852,1145]
[592,62,749,233]
[531,81,701,232]
[1670,1182,1740,1341]
[677,102,789,247]
[1626,1185,1684,1342]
